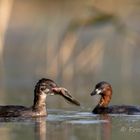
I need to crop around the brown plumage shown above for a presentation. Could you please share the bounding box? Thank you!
[91,81,140,114]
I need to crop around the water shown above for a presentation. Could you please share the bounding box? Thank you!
[0,110,140,140]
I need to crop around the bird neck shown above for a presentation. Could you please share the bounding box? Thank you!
[32,92,47,116]
[98,93,112,108]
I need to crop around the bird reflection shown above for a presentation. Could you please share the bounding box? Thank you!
[100,114,112,140]
[34,117,47,140]
[0,117,47,140]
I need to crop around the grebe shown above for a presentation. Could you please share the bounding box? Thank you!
[90,81,140,114]
[0,78,80,117]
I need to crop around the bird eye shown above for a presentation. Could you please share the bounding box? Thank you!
[40,88,43,91]
[50,83,56,87]
[40,85,46,91]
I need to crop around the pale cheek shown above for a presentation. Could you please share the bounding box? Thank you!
[45,88,50,93]
[41,92,47,99]
[96,89,102,94]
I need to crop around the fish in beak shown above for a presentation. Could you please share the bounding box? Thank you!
[52,87,80,106]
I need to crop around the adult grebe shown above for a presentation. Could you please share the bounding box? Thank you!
[91,81,140,114]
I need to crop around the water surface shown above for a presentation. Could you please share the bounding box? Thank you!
[0,110,140,140]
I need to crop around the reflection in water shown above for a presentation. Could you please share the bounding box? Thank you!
[0,116,47,140]
[34,117,46,140]
[100,114,112,140]
[0,110,140,140]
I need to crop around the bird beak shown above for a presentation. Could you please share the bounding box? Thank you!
[91,88,102,96]
[52,87,80,106]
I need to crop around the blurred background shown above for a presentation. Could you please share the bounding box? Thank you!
[0,0,140,109]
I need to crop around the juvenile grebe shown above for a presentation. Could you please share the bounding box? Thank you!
[0,78,80,117]
[90,81,140,114]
